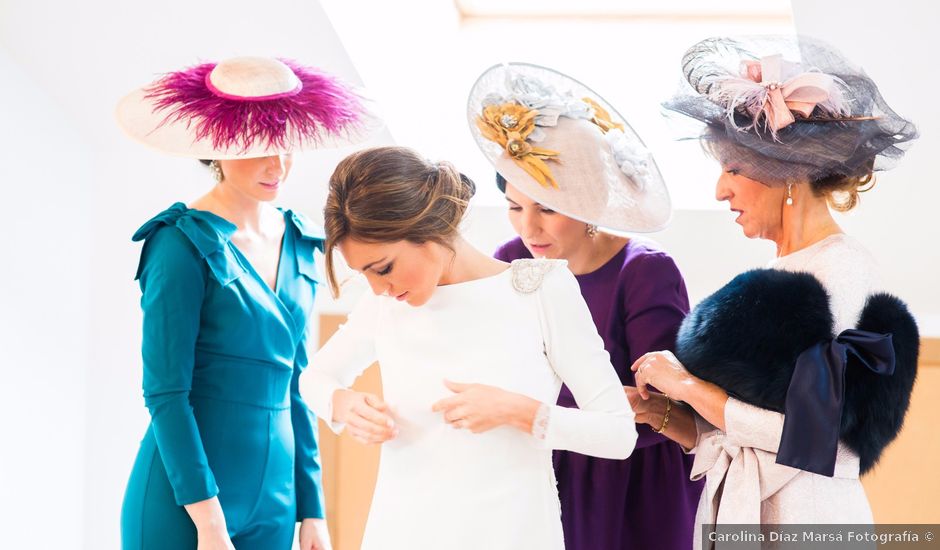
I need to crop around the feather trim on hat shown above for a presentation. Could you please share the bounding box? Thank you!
[145,60,367,154]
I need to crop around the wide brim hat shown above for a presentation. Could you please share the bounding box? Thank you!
[663,35,917,186]
[467,62,671,234]
[116,56,382,159]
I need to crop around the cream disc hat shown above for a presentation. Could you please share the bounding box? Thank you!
[467,62,671,233]
[116,56,381,159]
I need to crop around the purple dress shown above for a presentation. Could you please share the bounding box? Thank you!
[496,237,703,550]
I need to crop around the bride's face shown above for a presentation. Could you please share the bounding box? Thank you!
[338,238,448,307]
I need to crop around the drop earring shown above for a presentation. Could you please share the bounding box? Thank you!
[786,183,793,206]
[586,224,598,238]
[210,160,223,183]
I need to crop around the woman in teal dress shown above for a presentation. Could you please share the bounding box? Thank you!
[115,56,377,550]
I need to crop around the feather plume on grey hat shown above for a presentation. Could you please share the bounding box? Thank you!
[663,36,917,186]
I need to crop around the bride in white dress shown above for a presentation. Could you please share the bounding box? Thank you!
[302,147,637,550]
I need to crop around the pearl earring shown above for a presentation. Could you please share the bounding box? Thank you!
[210,160,223,183]
[786,183,793,206]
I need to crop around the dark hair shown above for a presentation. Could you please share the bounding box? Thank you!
[323,146,476,295]
[496,172,507,194]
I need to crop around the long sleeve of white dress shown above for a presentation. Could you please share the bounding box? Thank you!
[534,264,637,460]
[302,291,380,434]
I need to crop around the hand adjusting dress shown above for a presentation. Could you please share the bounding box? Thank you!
[121,203,326,550]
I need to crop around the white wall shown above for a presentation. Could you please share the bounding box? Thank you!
[0,48,90,548]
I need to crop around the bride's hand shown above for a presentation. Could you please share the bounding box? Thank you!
[332,390,398,444]
[431,380,539,434]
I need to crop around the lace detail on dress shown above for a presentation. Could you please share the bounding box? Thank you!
[511,258,558,294]
[531,402,551,440]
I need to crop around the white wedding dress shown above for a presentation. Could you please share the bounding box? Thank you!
[304,259,636,550]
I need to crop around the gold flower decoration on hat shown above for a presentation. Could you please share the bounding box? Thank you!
[583,97,624,134]
[476,102,561,189]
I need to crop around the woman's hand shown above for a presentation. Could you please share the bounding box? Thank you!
[332,389,397,445]
[624,386,669,427]
[299,518,332,550]
[625,385,699,450]
[630,350,698,402]
[185,497,235,550]
[431,380,539,434]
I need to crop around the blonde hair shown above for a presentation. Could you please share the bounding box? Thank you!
[701,127,877,212]
[810,169,877,212]
[323,146,475,296]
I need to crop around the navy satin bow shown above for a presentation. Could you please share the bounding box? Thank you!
[776,329,895,476]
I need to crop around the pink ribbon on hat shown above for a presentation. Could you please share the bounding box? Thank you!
[741,54,836,132]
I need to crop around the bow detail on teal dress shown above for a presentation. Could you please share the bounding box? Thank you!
[133,202,245,285]
[285,209,325,283]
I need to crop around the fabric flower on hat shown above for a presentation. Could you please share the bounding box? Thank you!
[604,129,651,190]
[583,97,651,190]
[583,98,624,134]
[709,54,851,138]
[476,103,561,188]
[489,73,593,128]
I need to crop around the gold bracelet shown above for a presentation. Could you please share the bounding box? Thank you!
[654,396,672,434]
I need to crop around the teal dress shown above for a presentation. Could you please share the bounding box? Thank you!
[121,203,326,550]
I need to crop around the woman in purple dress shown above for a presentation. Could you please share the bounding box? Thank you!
[468,63,703,550]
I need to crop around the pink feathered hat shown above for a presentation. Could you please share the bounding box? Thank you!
[116,56,381,159]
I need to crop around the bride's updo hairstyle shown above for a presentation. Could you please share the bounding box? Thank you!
[323,146,476,295]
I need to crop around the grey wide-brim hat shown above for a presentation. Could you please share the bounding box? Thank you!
[663,35,917,186]
[467,62,671,234]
